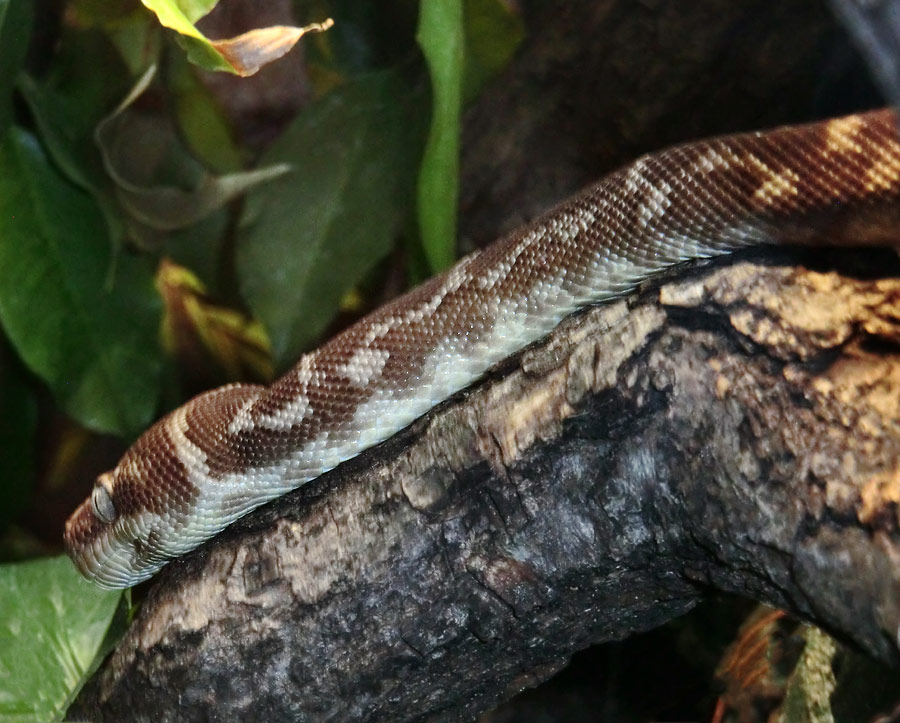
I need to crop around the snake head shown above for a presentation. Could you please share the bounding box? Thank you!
[64,383,266,589]
[63,421,203,588]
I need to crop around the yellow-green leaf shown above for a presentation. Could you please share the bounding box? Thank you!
[156,258,273,384]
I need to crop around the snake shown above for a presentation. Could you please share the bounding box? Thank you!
[64,109,900,589]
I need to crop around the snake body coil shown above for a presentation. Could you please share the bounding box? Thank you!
[65,109,900,588]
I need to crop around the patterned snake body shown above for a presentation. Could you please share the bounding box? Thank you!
[65,109,900,588]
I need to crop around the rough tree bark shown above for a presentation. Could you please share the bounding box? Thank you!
[69,249,900,721]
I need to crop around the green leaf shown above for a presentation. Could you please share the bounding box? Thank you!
[0,350,36,533]
[140,0,333,76]
[0,556,123,723]
[0,0,33,133]
[0,127,163,437]
[416,0,464,273]
[238,70,425,366]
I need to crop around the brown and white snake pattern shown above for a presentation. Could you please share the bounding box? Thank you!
[65,109,900,588]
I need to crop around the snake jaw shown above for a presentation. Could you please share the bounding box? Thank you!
[63,474,181,590]
[64,485,172,589]
[63,494,145,589]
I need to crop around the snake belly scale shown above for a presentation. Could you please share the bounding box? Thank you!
[65,109,900,588]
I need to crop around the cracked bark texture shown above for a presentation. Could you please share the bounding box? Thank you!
[69,250,900,721]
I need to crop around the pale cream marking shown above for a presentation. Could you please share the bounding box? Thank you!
[230,357,316,432]
[622,158,650,199]
[824,115,865,155]
[741,152,805,210]
[636,178,673,229]
[89,509,166,588]
[320,262,588,486]
[863,137,900,193]
[753,166,801,204]
[363,251,481,346]
[684,144,742,178]
[226,394,261,435]
[339,347,391,389]
[558,207,596,236]
[477,228,543,291]
[165,405,211,479]
[255,393,311,431]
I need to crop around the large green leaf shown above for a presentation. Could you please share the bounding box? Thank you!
[0,128,162,437]
[238,70,425,367]
[416,0,464,273]
[0,556,123,723]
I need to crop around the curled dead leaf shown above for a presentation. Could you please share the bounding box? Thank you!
[212,19,334,77]
[94,65,291,246]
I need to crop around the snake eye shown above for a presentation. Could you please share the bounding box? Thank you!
[91,475,117,524]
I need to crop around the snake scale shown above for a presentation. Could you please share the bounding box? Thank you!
[65,109,900,588]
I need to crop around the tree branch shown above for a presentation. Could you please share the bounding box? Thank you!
[70,250,900,721]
